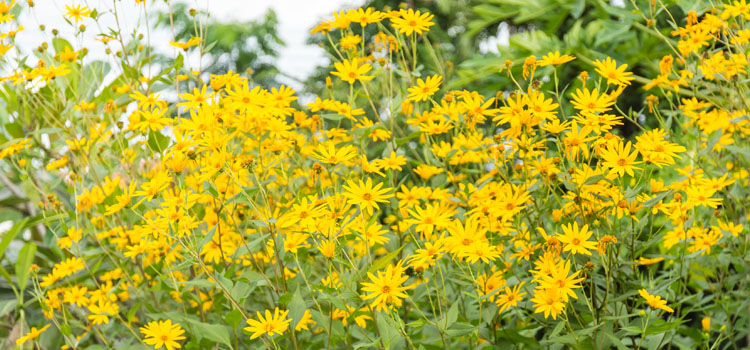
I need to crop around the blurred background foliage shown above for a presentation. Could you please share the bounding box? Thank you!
[154,2,284,87]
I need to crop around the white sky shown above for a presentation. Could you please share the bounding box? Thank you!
[17,0,362,87]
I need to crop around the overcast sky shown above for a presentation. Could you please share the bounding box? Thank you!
[17,0,362,87]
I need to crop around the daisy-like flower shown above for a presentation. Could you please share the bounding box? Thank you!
[177,85,214,112]
[407,75,442,102]
[539,259,585,301]
[390,9,435,35]
[531,287,565,320]
[638,289,674,313]
[346,7,385,26]
[244,307,292,339]
[459,241,501,264]
[600,140,640,177]
[16,324,51,346]
[64,4,91,23]
[413,164,443,180]
[361,263,412,311]
[538,51,576,67]
[342,177,393,215]
[169,37,200,50]
[557,222,597,255]
[330,58,374,85]
[373,151,407,171]
[140,319,186,350]
[570,87,615,114]
[593,57,635,86]
[312,142,358,165]
[496,282,526,313]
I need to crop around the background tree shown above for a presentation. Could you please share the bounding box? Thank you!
[155,2,284,86]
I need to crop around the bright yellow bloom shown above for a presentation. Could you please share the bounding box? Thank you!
[600,140,641,177]
[407,75,442,102]
[169,37,200,50]
[531,287,565,319]
[593,57,635,86]
[538,51,576,66]
[177,85,214,112]
[342,178,393,215]
[557,222,597,255]
[312,142,358,165]
[141,319,186,350]
[16,324,51,346]
[391,9,434,35]
[244,307,291,339]
[331,58,373,85]
[496,282,526,313]
[64,4,91,23]
[570,87,615,114]
[638,289,674,313]
[347,7,385,26]
[361,263,412,311]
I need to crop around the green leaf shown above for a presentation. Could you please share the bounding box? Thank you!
[445,322,474,337]
[367,245,405,274]
[15,242,36,292]
[4,122,24,138]
[52,38,73,55]
[230,281,251,302]
[320,113,345,121]
[187,320,233,348]
[642,190,673,207]
[446,302,459,327]
[289,289,306,329]
[224,309,243,330]
[0,218,28,261]
[645,319,683,335]
[0,299,14,317]
[147,130,171,154]
[376,313,401,348]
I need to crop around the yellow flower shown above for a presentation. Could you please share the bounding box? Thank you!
[570,87,615,114]
[342,177,393,215]
[538,51,576,66]
[557,222,597,255]
[530,287,565,320]
[141,319,186,350]
[347,7,385,26]
[244,307,291,339]
[407,75,442,102]
[64,4,91,23]
[16,324,51,346]
[312,142,358,165]
[390,9,434,35]
[638,289,674,313]
[361,263,412,311]
[330,58,373,85]
[177,85,214,112]
[373,151,407,171]
[593,57,635,86]
[169,37,200,50]
[413,164,443,180]
[636,257,665,265]
[496,282,526,313]
[600,140,641,177]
